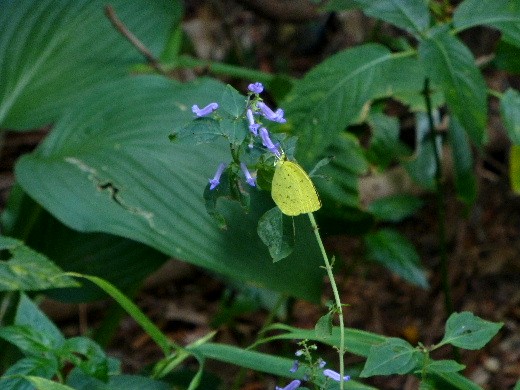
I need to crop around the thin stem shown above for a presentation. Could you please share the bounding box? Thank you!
[307,212,346,390]
[422,78,454,317]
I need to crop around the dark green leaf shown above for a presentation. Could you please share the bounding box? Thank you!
[315,312,333,339]
[0,356,59,390]
[495,40,520,73]
[60,337,110,381]
[364,228,428,288]
[15,76,324,301]
[425,359,465,373]
[419,28,487,145]
[354,0,430,34]
[448,117,477,205]
[0,325,57,356]
[365,113,411,169]
[0,0,180,129]
[220,84,246,117]
[453,0,520,43]
[0,235,78,292]
[500,88,520,144]
[367,194,423,222]
[15,294,65,347]
[257,207,295,262]
[439,312,503,350]
[404,112,440,190]
[360,338,419,377]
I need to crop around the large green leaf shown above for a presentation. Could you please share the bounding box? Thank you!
[354,0,430,34]
[419,28,488,145]
[282,43,424,164]
[0,0,180,129]
[453,0,520,43]
[15,76,324,301]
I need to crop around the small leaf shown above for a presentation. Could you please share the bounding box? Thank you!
[315,312,333,339]
[425,359,466,373]
[220,84,246,117]
[501,88,520,144]
[439,312,503,350]
[257,207,295,262]
[448,117,477,206]
[20,376,74,390]
[367,194,423,222]
[360,338,419,377]
[364,229,428,288]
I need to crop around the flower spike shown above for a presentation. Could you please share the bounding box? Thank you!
[259,127,281,158]
[192,102,219,117]
[246,108,260,135]
[209,162,226,190]
[248,82,264,94]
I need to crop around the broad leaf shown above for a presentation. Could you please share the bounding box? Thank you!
[15,76,324,301]
[0,357,58,390]
[360,338,419,377]
[0,235,78,292]
[354,0,430,34]
[448,117,477,205]
[425,360,465,374]
[364,228,428,288]
[0,0,180,129]
[453,0,520,43]
[367,194,423,223]
[257,207,295,262]
[439,312,503,350]
[419,28,487,146]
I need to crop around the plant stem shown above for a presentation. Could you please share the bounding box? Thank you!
[422,78,454,317]
[308,212,346,390]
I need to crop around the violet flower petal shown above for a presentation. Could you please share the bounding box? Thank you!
[192,102,218,117]
[209,162,226,190]
[248,82,264,94]
[275,379,301,390]
[240,162,256,187]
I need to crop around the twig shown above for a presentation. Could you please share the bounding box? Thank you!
[104,5,168,76]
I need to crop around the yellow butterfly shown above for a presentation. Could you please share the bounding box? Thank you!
[271,157,321,216]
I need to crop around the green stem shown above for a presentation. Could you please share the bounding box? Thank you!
[307,212,346,390]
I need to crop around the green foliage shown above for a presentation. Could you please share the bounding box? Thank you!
[0,0,516,388]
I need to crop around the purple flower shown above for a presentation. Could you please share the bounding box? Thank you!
[257,102,286,123]
[323,369,350,382]
[317,358,326,368]
[275,379,301,390]
[259,127,281,157]
[294,350,304,357]
[246,108,260,135]
[192,102,218,117]
[289,360,299,373]
[248,82,264,94]
[240,162,256,187]
[209,162,226,190]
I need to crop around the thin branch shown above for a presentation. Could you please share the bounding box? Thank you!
[104,5,168,76]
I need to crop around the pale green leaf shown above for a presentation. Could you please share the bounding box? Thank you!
[439,312,503,350]
[360,338,419,377]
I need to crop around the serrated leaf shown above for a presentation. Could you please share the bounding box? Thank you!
[15,76,324,302]
[0,0,180,129]
[257,207,295,262]
[360,338,419,377]
[425,359,465,373]
[448,117,477,206]
[439,312,503,350]
[0,235,79,292]
[453,0,520,43]
[354,0,430,34]
[220,84,246,118]
[501,88,520,144]
[364,228,428,288]
[367,194,423,222]
[419,28,487,146]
